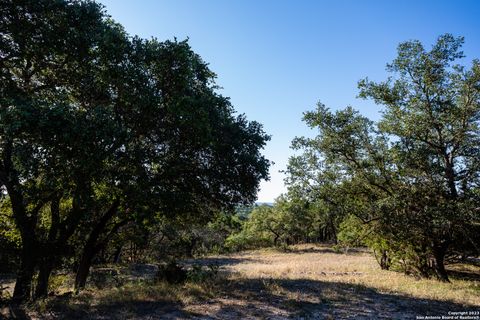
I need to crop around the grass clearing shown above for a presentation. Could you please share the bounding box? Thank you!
[222,244,479,306]
[2,244,478,319]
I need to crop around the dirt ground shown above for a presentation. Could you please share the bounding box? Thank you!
[1,245,479,319]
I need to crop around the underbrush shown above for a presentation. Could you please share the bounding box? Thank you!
[27,263,223,317]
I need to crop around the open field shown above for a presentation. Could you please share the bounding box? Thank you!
[2,244,479,319]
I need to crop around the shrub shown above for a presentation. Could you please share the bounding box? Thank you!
[155,261,187,284]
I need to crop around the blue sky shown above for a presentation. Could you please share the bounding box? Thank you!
[101,0,480,202]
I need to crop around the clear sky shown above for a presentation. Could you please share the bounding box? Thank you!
[100,0,480,202]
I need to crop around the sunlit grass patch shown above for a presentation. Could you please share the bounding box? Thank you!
[20,244,479,319]
[221,244,480,307]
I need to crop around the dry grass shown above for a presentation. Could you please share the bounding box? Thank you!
[3,244,479,319]
[219,244,480,306]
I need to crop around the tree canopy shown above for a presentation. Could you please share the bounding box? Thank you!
[0,0,270,302]
[284,34,480,281]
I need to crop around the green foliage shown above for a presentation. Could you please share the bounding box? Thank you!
[285,34,480,282]
[186,264,219,283]
[337,215,367,248]
[225,196,334,250]
[0,284,11,302]
[225,206,274,251]
[0,0,270,301]
[47,274,70,294]
[0,198,20,272]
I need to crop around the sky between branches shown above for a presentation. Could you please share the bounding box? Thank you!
[101,0,480,202]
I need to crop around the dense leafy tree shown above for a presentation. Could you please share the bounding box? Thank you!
[285,34,480,281]
[0,0,270,302]
[0,0,120,301]
[358,34,480,281]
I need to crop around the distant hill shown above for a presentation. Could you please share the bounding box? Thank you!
[234,202,273,219]
[255,202,273,207]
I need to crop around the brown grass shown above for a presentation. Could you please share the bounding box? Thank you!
[3,244,478,319]
[219,244,480,306]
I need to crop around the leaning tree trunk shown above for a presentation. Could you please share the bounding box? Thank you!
[74,200,121,292]
[74,242,98,292]
[75,219,128,291]
[273,234,279,246]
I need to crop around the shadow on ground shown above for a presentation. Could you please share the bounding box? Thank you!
[4,276,476,320]
[282,246,368,255]
[2,253,478,319]
[448,269,480,282]
[203,277,478,319]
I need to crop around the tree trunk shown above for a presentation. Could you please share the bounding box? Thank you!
[34,259,54,298]
[2,142,39,303]
[273,234,279,246]
[74,200,120,292]
[75,219,127,291]
[186,237,197,258]
[35,197,61,299]
[432,244,450,282]
[112,245,123,263]
[329,219,337,243]
[9,190,39,303]
[74,243,97,292]
[12,239,37,303]
[380,250,390,270]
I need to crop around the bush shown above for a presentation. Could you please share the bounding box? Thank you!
[89,268,125,289]
[337,215,368,248]
[155,261,187,284]
[224,231,272,252]
[48,274,70,295]
[186,264,219,283]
